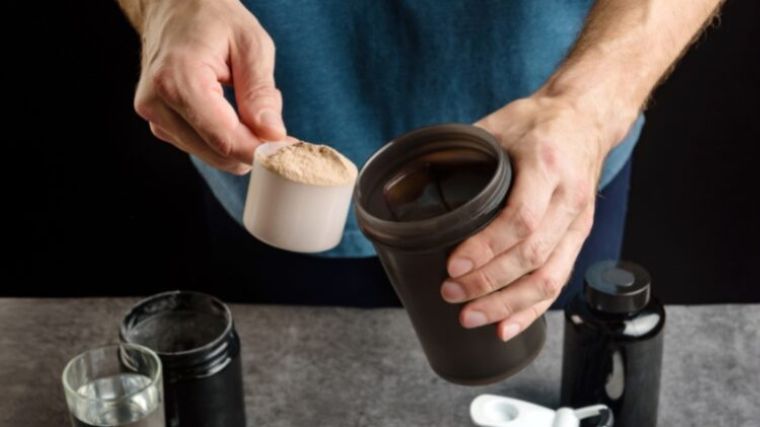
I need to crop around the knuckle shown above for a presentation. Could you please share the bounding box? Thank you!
[497,294,516,318]
[149,123,180,148]
[238,29,276,59]
[150,52,194,102]
[476,235,497,262]
[133,97,155,121]
[520,240,548,269]
[471,269,499,297]
[512,204,539,238]
[206,132,234,157]
[148,122,164,139]
[538,274,562,300]
[568,180,593,211]
[151,66,181,104]
[243,83,281,104]
[538,143,559,173]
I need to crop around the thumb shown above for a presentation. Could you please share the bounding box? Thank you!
[231,31,287,141]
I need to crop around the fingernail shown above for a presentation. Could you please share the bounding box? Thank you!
[234,164,253,175]
[448,258,473,277]
[462,310,488,328]
[441,280,466,303]
[501,323,521,341]
[258,110,286,134]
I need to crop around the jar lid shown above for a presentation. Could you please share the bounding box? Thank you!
[584,261,651,314]
[120,290,239,381]
[354,123,511,250]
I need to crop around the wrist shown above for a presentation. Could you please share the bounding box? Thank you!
[538,68,642,151]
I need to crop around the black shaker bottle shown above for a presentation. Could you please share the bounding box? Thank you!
[355,123,546,385]
[561,260,665,427]
[120,291,247,427]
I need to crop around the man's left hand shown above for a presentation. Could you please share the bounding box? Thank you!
[442,94,619,341]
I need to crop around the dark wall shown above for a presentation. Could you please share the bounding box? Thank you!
[10,0,212,296]
[7,1,759,303]
[622,0,760,303]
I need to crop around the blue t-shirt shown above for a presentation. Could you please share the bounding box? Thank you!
[191,0,644,258]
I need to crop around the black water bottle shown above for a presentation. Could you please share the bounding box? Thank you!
[561,261,665,427]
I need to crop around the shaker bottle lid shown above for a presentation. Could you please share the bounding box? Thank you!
[584,260,651,314]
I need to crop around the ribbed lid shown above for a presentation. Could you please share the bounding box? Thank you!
[120,290,239,381]
[354,123,511,250]
[584,261,651,314]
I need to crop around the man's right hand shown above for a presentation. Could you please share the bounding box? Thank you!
[125,0,285,174]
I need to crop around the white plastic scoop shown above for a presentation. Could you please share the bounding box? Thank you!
[470,394,614,427]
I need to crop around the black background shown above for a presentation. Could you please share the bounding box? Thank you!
[7,1,759,303]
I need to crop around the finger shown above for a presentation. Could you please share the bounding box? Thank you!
[230,30,286,141]
[149,122,173,144]
[147,101,253,175]
[497,299,553,342]
[442,188,580,304]
[457,210,590,329]
[151,55,261,164]
[447,159,557,278]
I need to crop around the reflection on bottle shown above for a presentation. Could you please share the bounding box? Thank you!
[605,350,625,400]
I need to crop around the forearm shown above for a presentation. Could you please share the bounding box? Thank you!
[541,0,724,146]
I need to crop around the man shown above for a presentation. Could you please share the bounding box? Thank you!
[117,0,722,341]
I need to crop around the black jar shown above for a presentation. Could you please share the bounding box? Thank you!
[355,123,546,385]
[561,261,665,427]
[120,291,246,427]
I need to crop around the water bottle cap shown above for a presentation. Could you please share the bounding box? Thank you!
[584,261,651,314]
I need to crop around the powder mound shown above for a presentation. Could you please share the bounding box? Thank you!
[260,142,358,186]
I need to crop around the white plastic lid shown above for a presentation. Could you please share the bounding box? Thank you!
[470,394,613,427]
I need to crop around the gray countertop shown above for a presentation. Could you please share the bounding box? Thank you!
[0,298,758,426]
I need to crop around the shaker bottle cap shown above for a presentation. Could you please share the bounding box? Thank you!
[584,260,651,314]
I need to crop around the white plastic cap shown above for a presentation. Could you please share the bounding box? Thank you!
[470,394,613,427]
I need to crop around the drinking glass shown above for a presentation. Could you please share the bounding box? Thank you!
[62,343,164,427]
